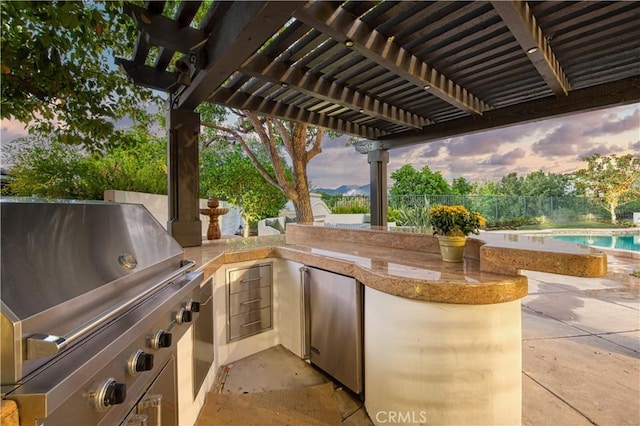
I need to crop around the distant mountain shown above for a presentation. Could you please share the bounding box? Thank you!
[314,184,370,196]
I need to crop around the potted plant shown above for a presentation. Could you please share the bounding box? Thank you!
[428,205,486,262]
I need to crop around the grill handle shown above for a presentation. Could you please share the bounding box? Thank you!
[26,260,197,360]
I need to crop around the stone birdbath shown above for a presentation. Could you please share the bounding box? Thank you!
[200,197,229,240]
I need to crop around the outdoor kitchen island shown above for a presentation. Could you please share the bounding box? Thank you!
[183,223,607,426]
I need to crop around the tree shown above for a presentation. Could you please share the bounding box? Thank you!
[200,108,324,223]
[389,164,451,199]
[1,1,157,149]
[3,137,102,199]
[520,170,573,197]
[497,172,523,195]
[96,127,168,195]
[451,177,473,195]
[574,153,640,223]
[2,128,168,199]
[199,141,289,236]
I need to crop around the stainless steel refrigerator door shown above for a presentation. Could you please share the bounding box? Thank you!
[303,266,363,394]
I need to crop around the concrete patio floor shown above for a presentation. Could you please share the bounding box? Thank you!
[204,254,639,426]
[520,253,639,426]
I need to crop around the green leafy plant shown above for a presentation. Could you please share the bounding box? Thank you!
[428,205,485,236]
[331,205,369,214]
[387,208,402,224]
[397,206,431,233]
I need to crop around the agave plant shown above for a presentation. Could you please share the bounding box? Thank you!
[397,206,432,233]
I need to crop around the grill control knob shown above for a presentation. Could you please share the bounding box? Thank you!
[186,300,201,313]
[175,308,193,324]
[92,378,126,411]
[150,330,172,350]
[128,350,154,376]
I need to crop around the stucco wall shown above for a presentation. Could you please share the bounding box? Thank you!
[104,190,243,238]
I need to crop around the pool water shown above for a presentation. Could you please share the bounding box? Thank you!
[550,234,640,252]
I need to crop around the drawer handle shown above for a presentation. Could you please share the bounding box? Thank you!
[240,320,262,328]
[240,277,261,283]
[240,298,262,305]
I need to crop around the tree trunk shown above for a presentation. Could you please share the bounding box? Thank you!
[610,201,617,224]
[287,124,318,223]
[242,215,250,238]
[201,113,323,226]
[293,186,314,223]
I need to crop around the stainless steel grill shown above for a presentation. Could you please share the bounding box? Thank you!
[1,199,203,425]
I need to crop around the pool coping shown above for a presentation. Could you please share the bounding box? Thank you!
[501,228,639,260]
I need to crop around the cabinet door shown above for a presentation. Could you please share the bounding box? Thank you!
[304,267,363,394]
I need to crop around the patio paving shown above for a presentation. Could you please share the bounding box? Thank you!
[520,257,640,426]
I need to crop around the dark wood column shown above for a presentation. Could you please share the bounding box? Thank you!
[167,107,201,247]
[368,149,389,227]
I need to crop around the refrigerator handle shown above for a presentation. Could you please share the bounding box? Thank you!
[300,266,310,360]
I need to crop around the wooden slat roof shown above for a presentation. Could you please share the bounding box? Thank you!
[117,1,640,150]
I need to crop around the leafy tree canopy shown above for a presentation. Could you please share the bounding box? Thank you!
[2,127,168,199]
[199,140,289,229]
[1,0,158,149]
[451,176,473,195]
[390,164,451,198]
[574,153,640,223]
[520,170,573,197]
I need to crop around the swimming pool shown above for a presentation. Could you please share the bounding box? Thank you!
[550,234,640,252]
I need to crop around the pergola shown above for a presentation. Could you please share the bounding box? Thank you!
[117,1,640,246]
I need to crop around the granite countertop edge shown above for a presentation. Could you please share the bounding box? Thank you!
[184,236,528,305]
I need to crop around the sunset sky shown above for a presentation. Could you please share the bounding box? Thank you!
[2,103,638,189]
[306,103,640,189]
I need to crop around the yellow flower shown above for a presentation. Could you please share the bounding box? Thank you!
[427,205,485,236]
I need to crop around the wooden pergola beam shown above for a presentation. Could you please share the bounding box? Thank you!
[123,2,206,55]
[379,76,640,149]
[241,54,430,130]
[492,0,571,96]
[114,58,180,92]
[293,1,489,115]
[176,1,303,111]
[209,88,387,139]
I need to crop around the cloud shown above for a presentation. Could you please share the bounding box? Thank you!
[446,124,536,157]
[0,119,29,143]
[629,141,640,153]
[321,134,350,149]
[583,108,640,137]
[531,124,582,157]
[307,135,369,188]
[579,144,624,158]
[416,141,446,158]
[481,148,526,165]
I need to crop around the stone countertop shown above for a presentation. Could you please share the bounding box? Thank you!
[1,400,19,426]
[184,231,528,305]
[183,224,609,305]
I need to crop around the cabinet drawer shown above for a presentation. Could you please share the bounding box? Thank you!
[229,286,271,317]
[228,264,272,294]
[229,307,272,341]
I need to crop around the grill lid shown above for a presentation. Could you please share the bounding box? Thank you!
[1,198,186,384]
[1,199,183,319]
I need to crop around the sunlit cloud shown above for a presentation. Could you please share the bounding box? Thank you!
[583,108,639,137]
[579,144,624,158]
[531,124,582,157]
[481,148,526,165]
